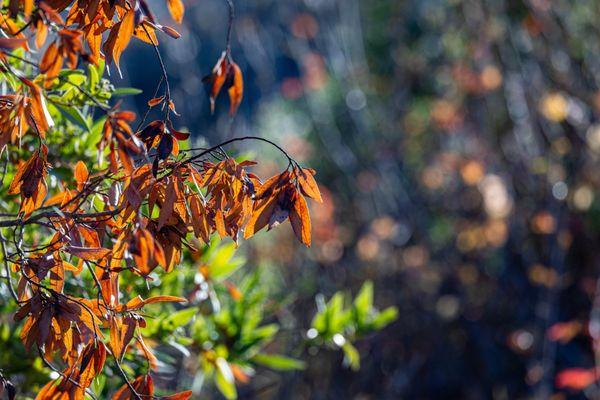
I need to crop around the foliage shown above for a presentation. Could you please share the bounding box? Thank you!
[0,0,399,399]
[153,0,600,397]
[308,281,398,371]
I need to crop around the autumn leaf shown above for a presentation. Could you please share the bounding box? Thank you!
[203,51,229,114]
[297,168,322,203]
[0,37,28,51]
[39,41,61,79]
[289,192,311,246]
[118,295,187,312]
[112,375,154,400]
[167,0,185,24]
[161,391,193,400]
[110,316,137,361]
[78,342,107,389]
[74,160,89,190]
[138,295,188,306]
[228,62,243,115]
[103,8,135,75]
[148,96,165,107]
[65,246,111,261]
[0,2,323,397]
[20,78,54,136]
[244,195,278,239]
[8,145,49,216]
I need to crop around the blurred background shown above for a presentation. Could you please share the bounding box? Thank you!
[120,0,600,398]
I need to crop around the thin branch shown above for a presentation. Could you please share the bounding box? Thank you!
[112,356,143,400]
[0,209,121,228]
[0,229,19,302]
[184,135,296,167]
[142,24,171,122]
[225,0,235,57]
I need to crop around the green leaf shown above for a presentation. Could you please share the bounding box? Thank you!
[1,71,19,91]
[311,294,328,334]
[353,280,373,326]
[56,70,86,91]
[214,358,237,400]
[209,242,244,281]
[88,63,99,91]
[91,374,106,397]
[371,306,398,330]
[342,342,360,371]
[327,292,349,333]
[84,116,107,151]
[112,87,143,96]
[162,307,197,331]
[249,324,278,342]
[54,103,91,132]
[252,354,306,371]
[96,58,105,78]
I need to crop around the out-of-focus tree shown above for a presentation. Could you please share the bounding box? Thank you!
[140,0,600,398]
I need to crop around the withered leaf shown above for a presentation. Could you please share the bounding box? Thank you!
[244,195,278,239]
[297,168,322,202]
[66,246,111,261]
[289,193,311,246]
[228,62,243,115]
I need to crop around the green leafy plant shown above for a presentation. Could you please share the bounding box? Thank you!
[308,281,398,370]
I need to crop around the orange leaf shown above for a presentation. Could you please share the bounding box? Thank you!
[161,391,193,400]
[66,246,111,261]
[22,79,53,136]
[140,295,187,306]
[297,168,322,202]
[35,20,48,49]
[189,196,210,243]
[167,0,185,24]
[112,375,154,400]
[39,41,59,75]
[103,8,135,75]
[244,195,278,239]
[134,21,158,44]
[0,37,28,51]
[35,379,61,400]
[254,171,290,200]
[228,62,243,115]
[203,51,228,114]
[121,295,187,311]
[49,262,64,293]
[215,209,227,238]
[147,96,165,107]
[289,193,311,246]
[110,316,137,361]
[137,336,158,371]
[157,177,177,230]
[74,160,89,187]
[78,342,107,389]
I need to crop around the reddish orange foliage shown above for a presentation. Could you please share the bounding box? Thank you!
[0,0,319,397]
